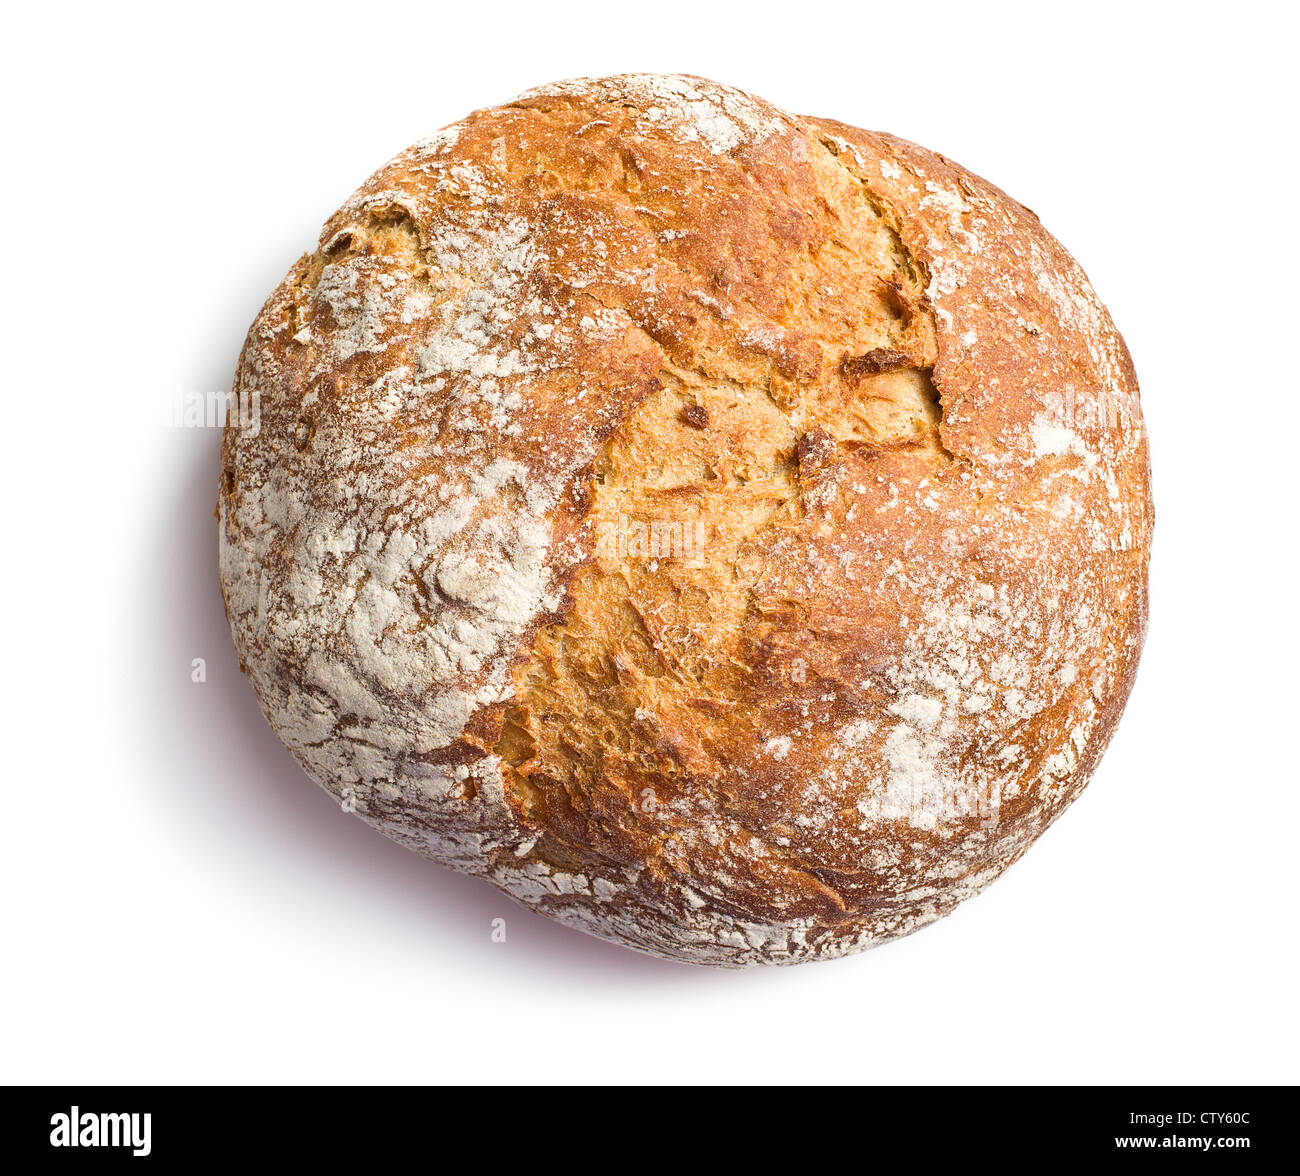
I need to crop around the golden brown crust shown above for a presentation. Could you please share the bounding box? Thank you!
[219,75,1151,966]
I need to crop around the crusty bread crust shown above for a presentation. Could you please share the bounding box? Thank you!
[219,75,1151,966]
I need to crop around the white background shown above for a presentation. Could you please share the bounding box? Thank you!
[4,0,1296,1085]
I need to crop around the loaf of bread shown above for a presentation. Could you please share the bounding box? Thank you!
[219,74,1151,966]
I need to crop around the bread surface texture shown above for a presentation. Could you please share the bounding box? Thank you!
[219,74,1151,966]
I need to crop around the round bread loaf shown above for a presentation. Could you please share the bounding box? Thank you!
[219,74,1152,967]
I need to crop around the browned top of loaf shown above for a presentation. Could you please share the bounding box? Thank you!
[219,75,1151,961]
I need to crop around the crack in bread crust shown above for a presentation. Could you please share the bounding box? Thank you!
[493,172,953,916]
[220,74,1151,966]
